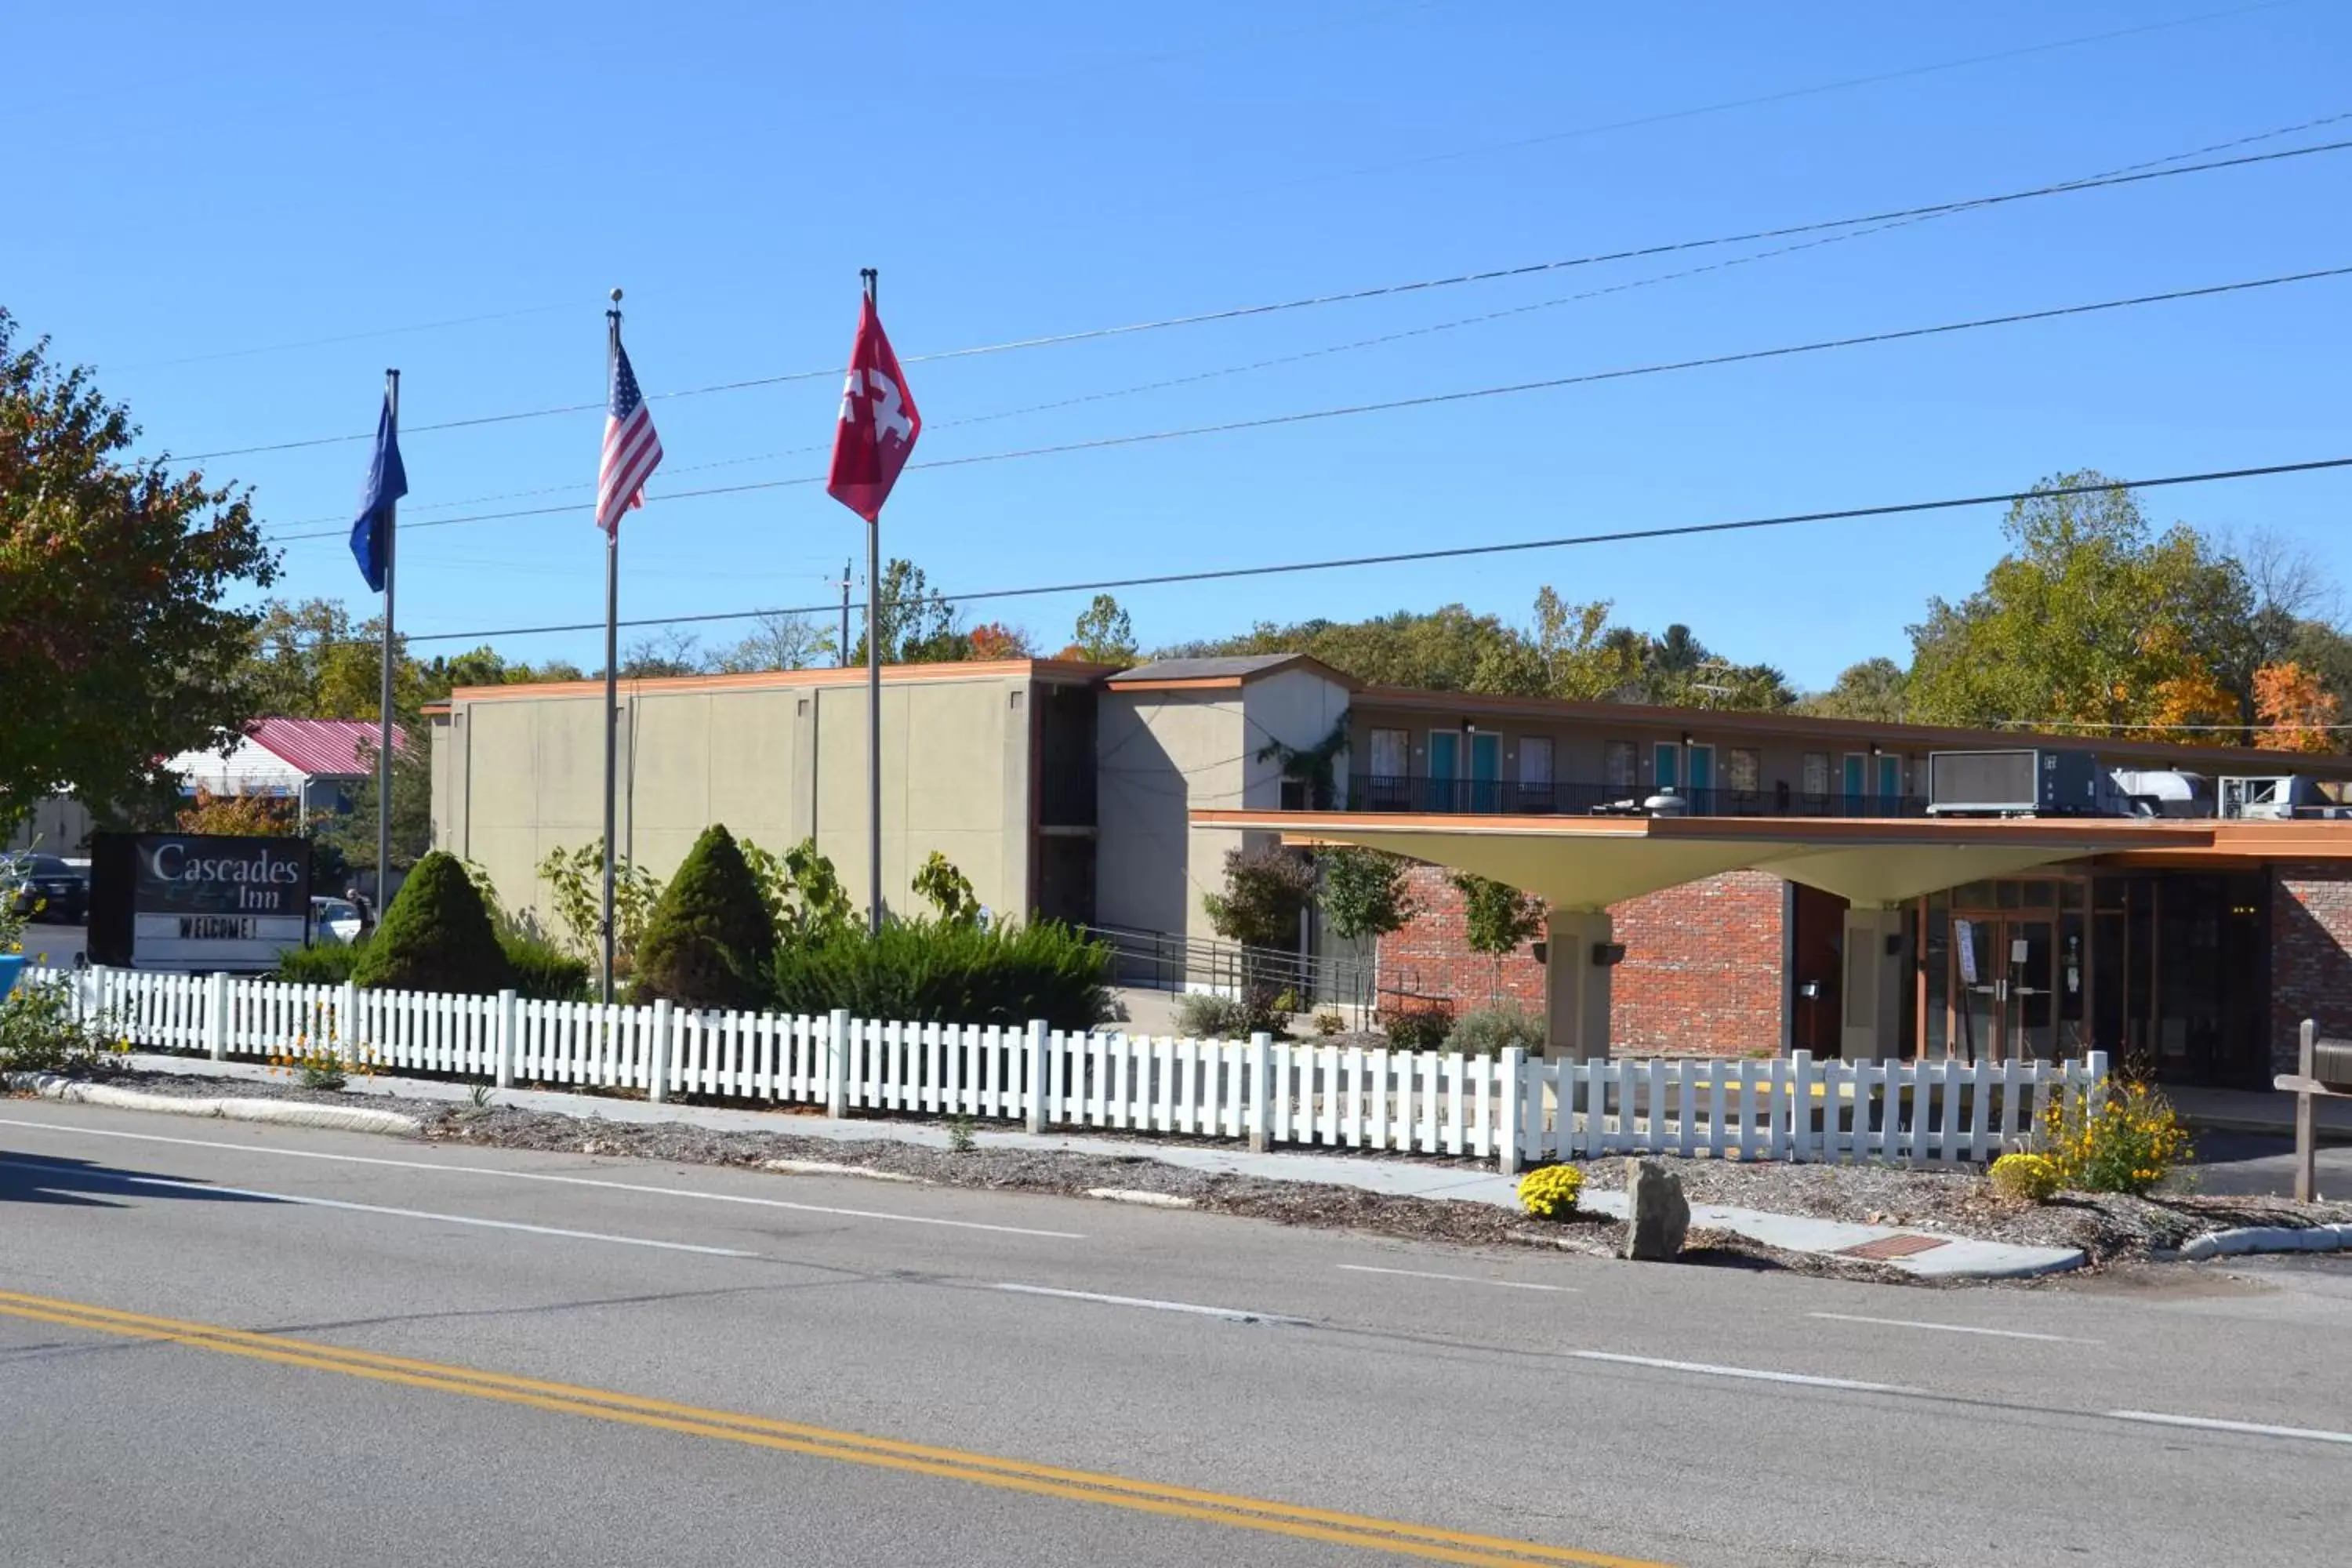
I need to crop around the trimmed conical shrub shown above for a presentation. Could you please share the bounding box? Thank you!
[632,825,775,1009]
[350,851,514,995]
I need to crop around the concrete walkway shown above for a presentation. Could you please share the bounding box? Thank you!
[104,1054,2082,1280]
[2171,1083,2352,1141]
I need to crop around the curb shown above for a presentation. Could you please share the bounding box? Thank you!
[7,1074,422,1138]
[1085,1188,1198,1209]
[761,1158,920,1184]
[2178,1222,2352,1261]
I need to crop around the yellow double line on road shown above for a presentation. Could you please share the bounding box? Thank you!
[0,1287,1671,1568]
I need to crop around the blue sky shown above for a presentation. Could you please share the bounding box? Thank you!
[12,0,2351,688]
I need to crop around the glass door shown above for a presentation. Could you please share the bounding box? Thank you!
[1951,916,2001,1063]
[1949,913,2059,1062]
[2004,919,2056,1062]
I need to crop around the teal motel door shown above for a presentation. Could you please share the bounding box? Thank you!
[1428,730,1498,811]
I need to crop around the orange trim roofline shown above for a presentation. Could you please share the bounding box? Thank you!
[449,656,1116,703]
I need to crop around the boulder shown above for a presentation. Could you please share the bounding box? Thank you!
[1623,1157,1690,1261]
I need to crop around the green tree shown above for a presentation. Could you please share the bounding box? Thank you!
[633,824,776,1008]
[314,737,433,888]
[850,558,964,664]
[0,310,278,827]
[1318,847,1417,1014]
[1800,657,1911,723]
[1904,472,2257,736]
[1449,872,1544,1003]
[1203,842,1319,950]
[1066,593,1138,666]
[535,839,664,992]
[351,851,514,995]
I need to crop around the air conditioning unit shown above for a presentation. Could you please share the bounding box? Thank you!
[1927,749,2110,817]
[2217,775,2344,819]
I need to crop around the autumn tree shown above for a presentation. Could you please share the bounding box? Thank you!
[2252,661,2341,753]
[1904,472,2257,736]
[967,622,1034,660]
[176,788,295,837]
[0,310,278,828]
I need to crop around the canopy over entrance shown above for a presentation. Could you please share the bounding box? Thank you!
[1192,810,2218,909]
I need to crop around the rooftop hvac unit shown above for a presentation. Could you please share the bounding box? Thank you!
[1926,749,2111,817]
[2220,775,2352,820]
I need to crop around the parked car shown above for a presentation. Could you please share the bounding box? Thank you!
[310,897,364,946]
[5,853,88,924]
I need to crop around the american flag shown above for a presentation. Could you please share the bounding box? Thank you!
[596,339,663,535]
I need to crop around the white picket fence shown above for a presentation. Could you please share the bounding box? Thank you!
[30,966,2103,1169]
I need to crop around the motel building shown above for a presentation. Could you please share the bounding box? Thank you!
[427,653,2352,1090]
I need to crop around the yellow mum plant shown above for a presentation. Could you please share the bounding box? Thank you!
[1517,1164,1584,1220]
[1987,1151,2061,1203]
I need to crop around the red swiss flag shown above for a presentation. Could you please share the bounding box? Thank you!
[826,296,922,523]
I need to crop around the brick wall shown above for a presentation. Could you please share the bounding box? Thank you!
[2272,861,2352,1075]
[1374,865,1787,1055]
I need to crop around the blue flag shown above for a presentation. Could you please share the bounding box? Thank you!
[349,393,408,593]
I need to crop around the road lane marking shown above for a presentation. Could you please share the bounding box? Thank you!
[0,1287,1662,1568]
[1572,1351,1918,1396]
[0,1158,760,1258]
[994,1283,1312,1327]
[1807,1312,2097,1345]
[2105,1410,2352,1446]
[1340,1265,1576,1293]
[0,1115,1082,1239]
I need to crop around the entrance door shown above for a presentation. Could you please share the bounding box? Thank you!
[1686,744,1715,815]
[1427,730,1458,812]
[1949,913,2057,1062]
[1467,731,1501,812]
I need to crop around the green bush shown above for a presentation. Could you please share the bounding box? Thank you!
[351,852,514,995]
[0,978,121,1076]
[501,932,593,1002]
[632,825,776,1010]
[766,918,1111,1031]
[1171,992,1254,1038]
[1381,1004,1454,1052]
[1446,1002,1547,1057]
[273,942,361,985]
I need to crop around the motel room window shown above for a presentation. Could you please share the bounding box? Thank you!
[1368,728,1410,810]
[1604,740,1637,790]
[1519,736,1555,811]
[1725,747,1761,799]
[1802,751,1830,800]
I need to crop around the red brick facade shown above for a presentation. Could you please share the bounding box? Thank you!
[2271,861,2352,1075]
[1375,865,1786,1056]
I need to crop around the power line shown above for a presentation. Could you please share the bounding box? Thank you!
[268,454,2352,650]
[260,108,2352,533]
[260,260,2352,546]
[196,131,2352,466]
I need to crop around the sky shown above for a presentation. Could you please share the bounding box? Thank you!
[9,0,2352,690]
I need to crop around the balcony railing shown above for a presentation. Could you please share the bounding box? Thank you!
[1345,775,1932,819]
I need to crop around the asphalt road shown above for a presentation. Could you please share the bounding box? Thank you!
[5,1102,2349,1568]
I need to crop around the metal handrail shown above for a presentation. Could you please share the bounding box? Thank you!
[1346,774,1931,819]
[1081,921,1377,1007]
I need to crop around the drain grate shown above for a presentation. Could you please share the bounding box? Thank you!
[1838,1233,1951,1261]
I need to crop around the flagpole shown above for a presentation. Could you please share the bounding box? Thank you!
[377,368,400,915]
[601,292,622,1003]
[862,268,884,935]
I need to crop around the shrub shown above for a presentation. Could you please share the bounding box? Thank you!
[1172,992,1253,1038]
[1988,1151,2062,1203]
[765,917,1112,1032]
[1446,1003,1546,1057]
[502,931,593,1002]
[2039,1079,2192,1196]
[269,1035,377,1092]
[351,852,515,996]
[0,978,122,1076]
[1381,1004,1454,1052]
[1517,1164,1584,1220]
[274,941,361,985]
[633,826,775,1009]
[1312,1008,1345,1037]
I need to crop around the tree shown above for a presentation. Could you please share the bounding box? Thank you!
[632,824,775,1008]
[350,851,514,995]
[967,622,1034,660]
[315,737,434,888]
[0,310,278,828]
[615,627,703,679]
[176,787,294,837]
[1066,593,1138,666]
[849,558,964,664]
[1319,847,1417,1015]
[1801,658,1911,723]
[1904,472,2257,738]
[2252,661,2341,753]
[535,840,664,992]
[1203,841,1319,1028]
[1448,872,1544,1003]
[707,612,835,674]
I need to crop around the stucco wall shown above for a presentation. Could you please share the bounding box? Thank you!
[436,672,1032,937]
[1094,690,1245,946]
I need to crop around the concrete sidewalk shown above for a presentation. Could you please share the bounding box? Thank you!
[2171,1083,2352,1142]
[100,1054,2082,1280]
